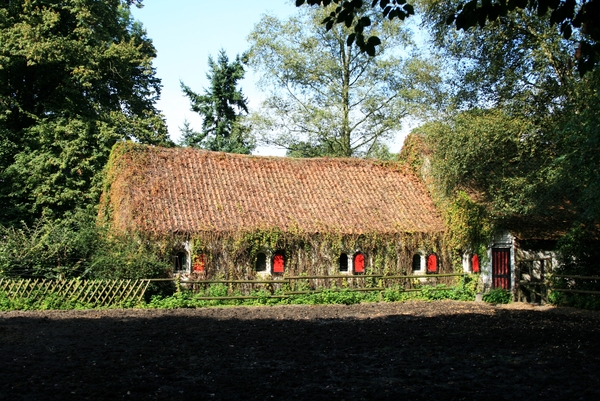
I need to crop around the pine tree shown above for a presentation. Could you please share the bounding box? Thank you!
[180,50,255,154]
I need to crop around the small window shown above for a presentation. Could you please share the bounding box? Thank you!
[353,252,365,274]
[339,253,349,272]
[256,252,267,272]
[426,253,438,274]
[412,254,422,272]
[174,252,187,273]
[471,254,480,273]
[193,254,205,272]
[272,251,285,273]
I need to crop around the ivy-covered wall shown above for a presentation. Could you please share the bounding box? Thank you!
[183,229,451,280]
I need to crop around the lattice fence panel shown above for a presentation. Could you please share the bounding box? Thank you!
[0,278,150,307]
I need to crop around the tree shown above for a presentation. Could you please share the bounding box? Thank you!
[420,0,577,115]
[296,0,600,74]
[0,0,170,227]
[418,109,550,217]
[247,6,442,158]
[180,49,255,154]
[418,0,600,223]
[411,2,600,280]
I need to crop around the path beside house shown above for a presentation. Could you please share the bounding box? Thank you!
[1,301,599,400]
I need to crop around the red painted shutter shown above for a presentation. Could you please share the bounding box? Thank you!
[193,254,205,272]
[427,254,438,273]
[354,253,365,273]
[273,253,285,273]
[471,254,480,273]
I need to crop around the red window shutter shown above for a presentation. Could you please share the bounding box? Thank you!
[193,254,205,272]
[354,253,365,273]
[427,254,438,273]
[273,253,285,273]
[471,254,480,273]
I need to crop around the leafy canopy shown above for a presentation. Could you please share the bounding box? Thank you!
[414,1,600,257]
[296,0,600,74]
[0,0,170,226]
[248,5,443,158]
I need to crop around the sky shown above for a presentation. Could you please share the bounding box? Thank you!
[131,0,298,156]
[130,0,412,156]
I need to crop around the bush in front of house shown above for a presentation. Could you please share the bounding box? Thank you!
[550,224,600,310]
[482,288,512,304]
[88,234,171,280]
[0,209,99,279]
[0,208,172,282]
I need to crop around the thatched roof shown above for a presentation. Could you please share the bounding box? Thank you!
[100,143,446,236]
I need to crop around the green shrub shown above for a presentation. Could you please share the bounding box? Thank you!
[89,234,171,280]
[0,290,96,311]
[0,209,99,279]
[482,288,512,304]
[550,225,600,310]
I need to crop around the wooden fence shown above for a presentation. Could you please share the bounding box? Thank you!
[518,274,600,304]
[0,278,150,307]
[0,273,468,306]
[149,273,467,301]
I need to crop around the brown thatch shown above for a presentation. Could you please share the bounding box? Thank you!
[100,143,446,237]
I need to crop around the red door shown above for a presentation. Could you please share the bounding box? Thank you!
[492,248,511,289]
[353,253,365,273]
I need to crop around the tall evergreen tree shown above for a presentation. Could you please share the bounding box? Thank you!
[180,50,255,154]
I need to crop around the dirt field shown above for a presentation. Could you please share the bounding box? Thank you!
[1,300,599,400]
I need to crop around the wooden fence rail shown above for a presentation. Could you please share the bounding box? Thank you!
[149,272,468,298]
[0,278,150,307]
[550,274,600,296]
[0,273,470,306]
[518,274,600,303]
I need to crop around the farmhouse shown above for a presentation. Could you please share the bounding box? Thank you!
[99,142,449,279]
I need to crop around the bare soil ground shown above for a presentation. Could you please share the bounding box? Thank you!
[1,300,599,401]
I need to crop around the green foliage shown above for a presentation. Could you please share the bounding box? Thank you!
[555,225,600,277]
[422,109,547,217]
[549,291,600,311]
[443,191,493,254]
[297,0,600,74]
[0,209,99,279]
[180,49,255,154]
[548,224,600,310]
[289,289,377,305]
[247,5,443,158]
[143,278,476,309]
[482,288,512,304]
[415,1,600,270]
[0,206,172,280]
[89,234,171,280]
[549,70,600,224]
[0,0,170,226]
[0,290,94,311]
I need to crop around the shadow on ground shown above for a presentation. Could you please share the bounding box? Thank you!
[0,301,598,400]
